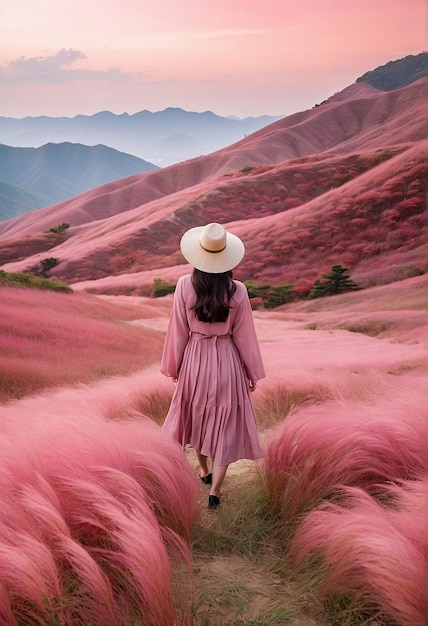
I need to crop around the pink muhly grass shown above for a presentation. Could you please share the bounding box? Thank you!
[16,477,120,625]
[0,594,15,626]
[0,408,199,625]
[287,481,427,626]
[0,532,62,625]
[262,390,426,521]
[55,474,177,625]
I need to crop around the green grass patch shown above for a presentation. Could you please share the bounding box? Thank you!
[0,270,72,293]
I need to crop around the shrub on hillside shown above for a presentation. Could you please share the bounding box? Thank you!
[151,278,176,297]
[245,281,272,301]
[244,281,295,308]
[40,257,59,275]
[46,222,70,234]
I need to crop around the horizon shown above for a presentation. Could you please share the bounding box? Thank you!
[0,0,425,119]
[0,105,284,121]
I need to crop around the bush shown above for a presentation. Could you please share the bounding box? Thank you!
[151,278,176,297]
[244,281,295,308]
[244,281,272,301]
[46,223,70,234]
[40,257,60,275]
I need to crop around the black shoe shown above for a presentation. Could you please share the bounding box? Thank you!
[208,495,220,510]
[199,473,212,485]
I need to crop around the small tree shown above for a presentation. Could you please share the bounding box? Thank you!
[308,265,361,299]
[308,279,328,299]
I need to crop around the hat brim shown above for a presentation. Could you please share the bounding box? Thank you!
[180,226,245,273]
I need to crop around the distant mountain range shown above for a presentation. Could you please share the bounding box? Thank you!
[0,109,282,167]
[0,142,158,221]
[0,54,426,296]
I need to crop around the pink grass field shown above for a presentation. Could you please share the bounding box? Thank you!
[0,287,166,402]
[0,274,426,624]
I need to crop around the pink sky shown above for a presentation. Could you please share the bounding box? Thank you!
[0,0,425,118]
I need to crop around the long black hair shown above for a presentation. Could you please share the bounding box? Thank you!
[191,268,237,323]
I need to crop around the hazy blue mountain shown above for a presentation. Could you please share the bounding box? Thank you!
[0,181,49,221]
[0,108,283,166]
[0,142,159,221]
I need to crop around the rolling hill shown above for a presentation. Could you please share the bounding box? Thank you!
[0,56,426,297]
[0,142,158,221]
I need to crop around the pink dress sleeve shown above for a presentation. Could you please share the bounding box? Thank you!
[232,285,266,382]
[160,277,190,378]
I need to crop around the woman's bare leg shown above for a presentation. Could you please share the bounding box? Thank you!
[195,450,210,478]
[210,465,228,499]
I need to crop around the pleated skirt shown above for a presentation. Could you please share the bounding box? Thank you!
[162,334,264,466]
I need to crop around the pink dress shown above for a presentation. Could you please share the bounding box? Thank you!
[161,274,265,466]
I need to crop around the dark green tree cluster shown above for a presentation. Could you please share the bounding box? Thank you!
[151,264,360,308]
[245,265,360,307]
[245,281,295,308]
[356,52,428,91]
[308,265,361,299]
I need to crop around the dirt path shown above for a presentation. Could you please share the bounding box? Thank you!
[185,451,323,625]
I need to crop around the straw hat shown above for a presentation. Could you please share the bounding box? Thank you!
[180,223,245,273]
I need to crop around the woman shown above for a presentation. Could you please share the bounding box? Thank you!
[161,223,265,510]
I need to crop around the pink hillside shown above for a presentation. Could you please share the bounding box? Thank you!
[0,409,198,625]
[287,480,428,626]
[0,287,166,402]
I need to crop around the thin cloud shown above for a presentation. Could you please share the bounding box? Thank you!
[0,49,135,84]
[195,28,269,39]
[150,26,300,42]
